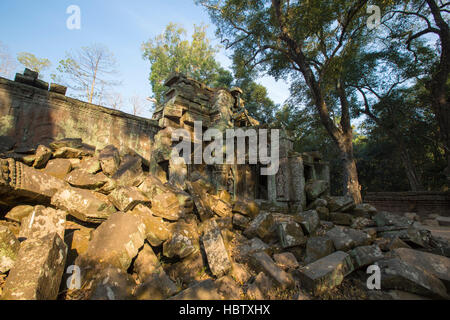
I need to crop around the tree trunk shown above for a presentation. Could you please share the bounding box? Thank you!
[399,149,424,191]
[338,132,363,204]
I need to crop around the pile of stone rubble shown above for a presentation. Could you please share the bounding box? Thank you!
[0,137,449,300]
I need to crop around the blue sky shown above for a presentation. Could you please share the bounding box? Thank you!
[0,0,290,117]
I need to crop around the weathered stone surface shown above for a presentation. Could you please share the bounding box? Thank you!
[78,157,101,174]
[305,180,329,201]
[163,220,199,259]
[374,211,414,228]
[134,243,162,281]
[185,180,214,221]
[202,220,232,277]
[393,248,450,291]
[130,204,171,246]
[236,238,270,263]
[376,258,448,299]
[135,272,179,300]
[33,145,52,169]
[351,217,376,229]
[210,197,232,218]
[249,251,294,289]
[0,225,20,273]
[108,186,150,212]
[49,138,83,150]
[277,220,307,249]
[316,206,330,221]
[1,232,67,300]
[165,250,208,286]
[99,145,120,176]
[247,272,274,300]
[0,158,68,205]
[273,252,299,271]
[350,245,384,269]
[296,210,320,235]
[305,236,336,264]
[49,83,67,95]
[151,191,184,221]
[352,203,377,217]
[42,159,72,179]
[19,206,66,241]
[169,279,223,300]
[65,169,110,190]
[51,187,117,223]
[4,205,34,223]
[76,213,146,276]
[89,266,135,300]
[231,262,251,285]
[53,147,92,159]
[307,198,328,210]
[232,213,250,230]
[232,200,260,218]
[329,212,354,226]
[326,226,372,251]
[244,212,276,242]
[325,195,355,212]
[437,216,450,227]
[112,155,144,187]
[297,251,354,296]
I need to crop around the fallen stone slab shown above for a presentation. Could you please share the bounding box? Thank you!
[51,187,117,223]
[235,237,270,263]
[249,251,294,289]
[112,155,144,187]
[232,213,250,230]
[151,191,184,221]
[307,198,328,210]
[75,212,146,277]
[374,211,414,228]
[49,138,83,150]
[0,158,68,205]
[305,236,336,264]
[185,180,214,221]
[19,205,66,241]
[130,204,172,247]
[349,245,384,269]
[53,146,93,159]
[393,248,450,292]
[296,210,320,235]
[329,212,354,226]
[64,169,109,190]
[305,180,329,201]
[0,226,20,273]
[316,206,330,221]
[277,220,307,249]
[33,145,52,169]
[202,220,232,278]
[246,272,273,300]
[351,203,377,217]
[273,252,299,271]
[296,251,354,296]
[135,272,179,300]
[1,232,67,300]
[78,157,101,174]
[134,243,163,281]
[163,220,200,259]
[108,186,150,212]
[325,195,355,212]
[376,258,448,299]
[169,279,223,300]
[210,197,232,218]
[4,205,34,223]
[326,226,372,251]
[89,266,135,300]
[99,145,120,177]
[42,159,72,180]
[244,212,276,242]
[232,200,260,218]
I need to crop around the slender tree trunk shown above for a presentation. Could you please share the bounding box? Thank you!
[399,149,424,191]
[338,132,363,203]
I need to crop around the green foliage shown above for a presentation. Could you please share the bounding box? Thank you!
[142,23,225,104]
[16,52,51,76]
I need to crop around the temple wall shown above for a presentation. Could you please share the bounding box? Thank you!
[0,76,160,160]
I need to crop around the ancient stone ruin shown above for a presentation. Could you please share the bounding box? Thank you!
[0,69,449,300]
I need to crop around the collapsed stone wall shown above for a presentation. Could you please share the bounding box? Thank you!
[0,71,160,160]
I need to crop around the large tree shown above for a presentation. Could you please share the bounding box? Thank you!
[199,0,396,202]
[52,44,119,104]
[142,23,229,104]
[16,52,51,77]
[386,0,450,183]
